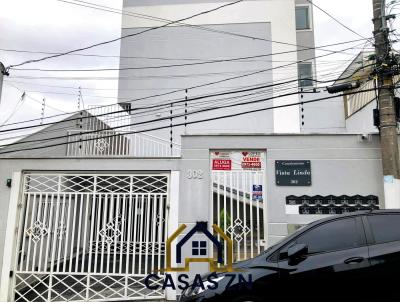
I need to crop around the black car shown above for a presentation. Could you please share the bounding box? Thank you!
[179,210,400,302]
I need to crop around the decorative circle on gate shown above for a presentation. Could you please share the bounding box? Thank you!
[99,215,124,244]
[226,218,251,243]
[26,220,48,243]
[94,138,110,152]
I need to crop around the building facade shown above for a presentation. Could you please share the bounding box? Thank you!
[0,131,392,302]
[0,1,397,302]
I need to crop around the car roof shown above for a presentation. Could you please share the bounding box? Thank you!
[307,209,400,226]
[267,209,400,254]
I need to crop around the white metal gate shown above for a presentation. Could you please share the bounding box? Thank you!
[12,173,169,302]
[211,151,267,262]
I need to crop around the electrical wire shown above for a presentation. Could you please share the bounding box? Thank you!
[5,83,70,114]
[0,82,311,143]
[8,38,369,75]
[0,47,365,63]
[6,0,245,70]
[0,91,333,148]
[7,54,355,72]
[1,77,333,139]
[0,78,313,134]
[10,53,363,73]
[57,0,369,57]
[0,78,307,130]
[2,90,318,147]
[10,63,349,98]
[0,42,372,137]
[4,0,372,73]
[0,70,368,146]
[0,58,372,132]
[0,69,332,141]
[0,88,377,155]
[305,0,370,41]
[0,70,375,146]
[0,85,302,143]
[0,93,26,126]
[5,39,369,124]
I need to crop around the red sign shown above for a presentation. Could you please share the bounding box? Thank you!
[212,159,232,170]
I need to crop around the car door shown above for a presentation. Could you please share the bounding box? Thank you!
[364,213,400,298]
[276,217,370,300]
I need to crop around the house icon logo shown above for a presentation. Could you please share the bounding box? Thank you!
[162,221,237,272]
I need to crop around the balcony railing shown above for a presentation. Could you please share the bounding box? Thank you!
[66,130,181,157]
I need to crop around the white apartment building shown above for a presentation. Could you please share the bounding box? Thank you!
[117,0,317,139]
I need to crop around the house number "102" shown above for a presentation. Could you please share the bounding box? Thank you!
[186,169,204,179]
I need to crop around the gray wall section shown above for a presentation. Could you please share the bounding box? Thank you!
[180,134,386,245]
[118,23,274,143]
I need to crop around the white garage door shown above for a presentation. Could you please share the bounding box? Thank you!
[12,173,169,302]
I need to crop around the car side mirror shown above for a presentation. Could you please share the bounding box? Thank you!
[287,244,308,265]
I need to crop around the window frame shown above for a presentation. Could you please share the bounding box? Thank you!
[295,4,313,31]
[297,62,314,88]
[274,217,366,261]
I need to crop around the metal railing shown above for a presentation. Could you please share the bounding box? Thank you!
[67,130,181,157]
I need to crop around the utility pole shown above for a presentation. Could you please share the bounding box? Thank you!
[372,0,400,208]
[0,62,9,105]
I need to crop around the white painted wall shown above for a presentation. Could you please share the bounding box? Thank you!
[345,100,379,134]
[0,172,22,302]
[122,0,300,133]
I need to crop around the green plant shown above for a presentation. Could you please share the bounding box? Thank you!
[219,209,232,231]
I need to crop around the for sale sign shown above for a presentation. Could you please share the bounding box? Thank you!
[241,151,262,170]
[211,150,265,171]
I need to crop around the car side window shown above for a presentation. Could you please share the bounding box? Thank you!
[367,214,400,244]
[293,218,361,255]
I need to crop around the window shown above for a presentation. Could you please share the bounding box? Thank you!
[368,214,400,244]
[295,218,361,254]
[192,241,207,256]
[298,63,313,87]
[296,6,311,30]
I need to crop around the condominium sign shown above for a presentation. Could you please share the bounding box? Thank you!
[275,160,312,186]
